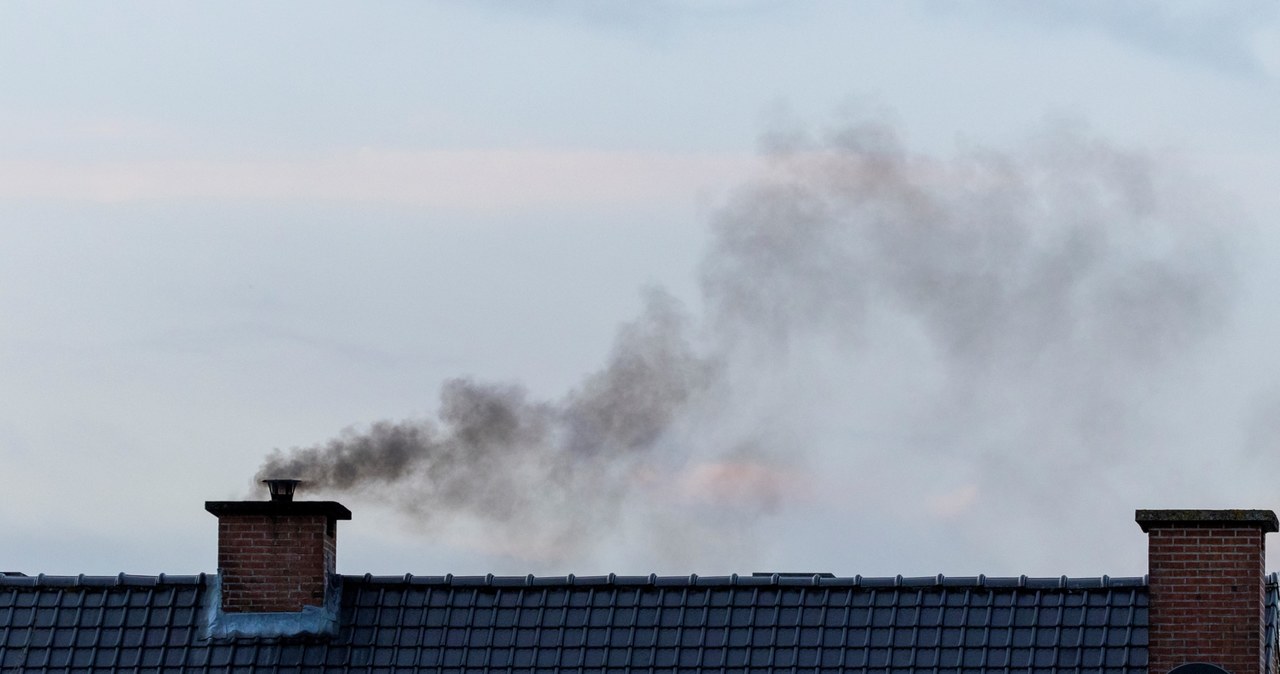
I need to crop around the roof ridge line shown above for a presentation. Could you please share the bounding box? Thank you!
[0,572,210,588]
[334,573,1149,588]
[0,571,1152,589]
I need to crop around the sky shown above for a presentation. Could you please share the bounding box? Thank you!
[3,1,1280,580]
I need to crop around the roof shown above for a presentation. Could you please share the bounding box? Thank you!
[0,572,1203,674]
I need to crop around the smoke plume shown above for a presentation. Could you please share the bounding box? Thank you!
[257,117,1231,573]
[258,289,721,560]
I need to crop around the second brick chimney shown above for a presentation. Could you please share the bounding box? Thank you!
[205,480,352,614]
[1137,509,1278,674]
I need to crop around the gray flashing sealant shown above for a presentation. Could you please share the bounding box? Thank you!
[199,573,341,639]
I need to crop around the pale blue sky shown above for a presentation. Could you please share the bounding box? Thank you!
[2,2,1279,578]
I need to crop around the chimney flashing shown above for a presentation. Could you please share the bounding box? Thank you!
[1135,508,1278,532]
[199,573,342,639]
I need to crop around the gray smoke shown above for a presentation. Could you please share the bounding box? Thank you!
[257,117,1231,572]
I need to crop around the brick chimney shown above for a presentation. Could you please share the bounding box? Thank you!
[1137,509,1278,674]
[205,480,352,613]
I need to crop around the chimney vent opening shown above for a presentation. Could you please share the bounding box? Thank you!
[263,478,301,502]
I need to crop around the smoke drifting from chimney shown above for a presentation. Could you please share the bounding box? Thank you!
[256,117,1230,572]
[257,289,721,559]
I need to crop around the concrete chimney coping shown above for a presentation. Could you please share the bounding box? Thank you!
[204,500,352,521]
[1135,509,1278,533]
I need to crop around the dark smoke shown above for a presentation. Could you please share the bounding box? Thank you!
[257,289,720,559]
[257,117,1230,572]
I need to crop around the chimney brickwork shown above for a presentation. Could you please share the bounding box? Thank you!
[1137,509,1278,674]
[205,499,351,613]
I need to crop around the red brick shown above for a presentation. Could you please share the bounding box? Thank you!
[213,512,340,613]
[1143,515,1273,674]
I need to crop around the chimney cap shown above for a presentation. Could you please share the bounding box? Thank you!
[262,478,302,502]
[205,500,352,520]
[1136,509,1278,533]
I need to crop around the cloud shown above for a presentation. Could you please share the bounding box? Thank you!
[977,0,1280,76]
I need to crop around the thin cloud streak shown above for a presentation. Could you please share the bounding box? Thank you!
[0,149,754,209]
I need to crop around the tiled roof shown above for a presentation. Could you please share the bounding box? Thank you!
[4,571,1272,674]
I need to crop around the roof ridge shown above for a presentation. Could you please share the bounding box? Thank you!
[0,572,209,588]
[0,571,1159,589]
[336,572,1149,589]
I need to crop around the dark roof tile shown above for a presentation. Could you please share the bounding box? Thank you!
[0,572,1246,673]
